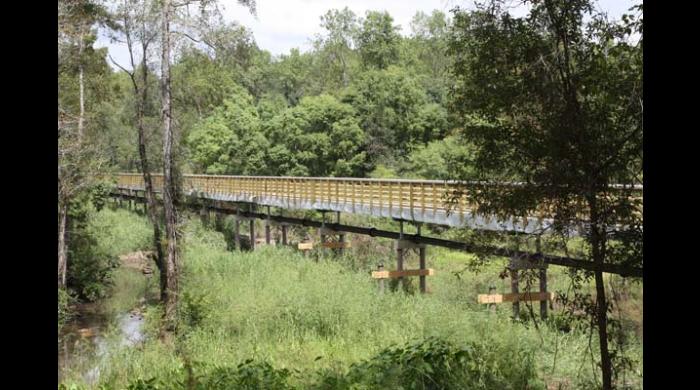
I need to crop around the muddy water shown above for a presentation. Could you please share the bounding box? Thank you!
[59,267,152,386]
[59,311,146,385]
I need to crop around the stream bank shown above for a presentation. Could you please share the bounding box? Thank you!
[59,252,158,386]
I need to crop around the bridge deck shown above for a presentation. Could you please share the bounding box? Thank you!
[114,173,641,233]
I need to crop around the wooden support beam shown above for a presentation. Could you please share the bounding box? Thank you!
[371,268,435,279]
[281,225,288,245]
[298,242,313,251]
[477,292,553,304]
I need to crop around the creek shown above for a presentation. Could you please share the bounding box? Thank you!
[59,264,154,386]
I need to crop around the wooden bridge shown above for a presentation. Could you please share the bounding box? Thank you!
[114,173,642,233]
[110,173,643,280]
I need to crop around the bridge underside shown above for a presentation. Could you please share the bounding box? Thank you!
[176,189,558,234]
[109,188,641,277]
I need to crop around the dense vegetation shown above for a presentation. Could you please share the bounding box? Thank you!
[59,209,642,389]
[58,0,642,388]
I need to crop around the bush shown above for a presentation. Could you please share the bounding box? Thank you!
[179,290,212,329]
[58,288,76,332]
[124,360,294,390]
[198,360,294,390]
[314,337,542,390]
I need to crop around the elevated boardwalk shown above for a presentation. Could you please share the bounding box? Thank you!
[110,173,643,277]
[114,173,641,234]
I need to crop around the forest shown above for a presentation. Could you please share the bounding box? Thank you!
[58,0,643,389]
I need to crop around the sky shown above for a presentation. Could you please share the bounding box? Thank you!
[98,0,639,70]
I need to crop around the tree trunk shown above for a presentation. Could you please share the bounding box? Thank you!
[590,195,613,390]
[161,0,179,332]
[137,78,166,300]
[58,202,69,288]
[77,27,85,141]
[132,35,167,301]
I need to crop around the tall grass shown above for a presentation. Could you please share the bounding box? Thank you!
[61,210,642,389]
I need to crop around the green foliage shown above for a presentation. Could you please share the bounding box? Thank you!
[85,6,474,179]
[66,190,116,301]
[187,90,267,175]
[315,337,541,390]
[404,136,474,180]
[67,206,152,301]
[265,94,367,176]
[368,163,399,179]
[357,11,401,69]
[197,360,294,390]
[60,212,642,389]
[58,288,76,332]
[178,290,212,329]
[343,66,434,160]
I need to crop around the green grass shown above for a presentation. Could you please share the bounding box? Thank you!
[60,209,643,389]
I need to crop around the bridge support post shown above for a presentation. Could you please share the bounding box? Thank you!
[509,254,549,320]
[417,225,426,294]
[509,258,520,320]
[281,225,288,245]
[336,212,345,256]
[395,223,427,293]
[233,208,245,250]
[397,221,405,288]
[265,206,271,245]
[249,219,255,250]
[200,201,209,227]
[488,285,497,313]
[320,211,327,245]
[540,267,548,319]
[536,237,548,319]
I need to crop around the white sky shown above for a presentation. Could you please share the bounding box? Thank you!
[98,0,639,70]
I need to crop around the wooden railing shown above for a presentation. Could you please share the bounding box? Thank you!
[116,173,474,212]
[112,173,642,230]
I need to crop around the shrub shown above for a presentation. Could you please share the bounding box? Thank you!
[179,290,212,329]
[314,337,542,390]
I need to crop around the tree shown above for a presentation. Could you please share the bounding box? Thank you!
[269,48,313,106]
[58,0,114,288]
[404,136,474,180]
[408,10,452,104]
[447,1,642,388]
[342,66,433,162]
[356,11,401,69]
[158,0,257,332]
[160,0,179,332]
[110,0,167,299]
[313,7,358,89]
[187,90,267,175]
[264,94,366,177]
